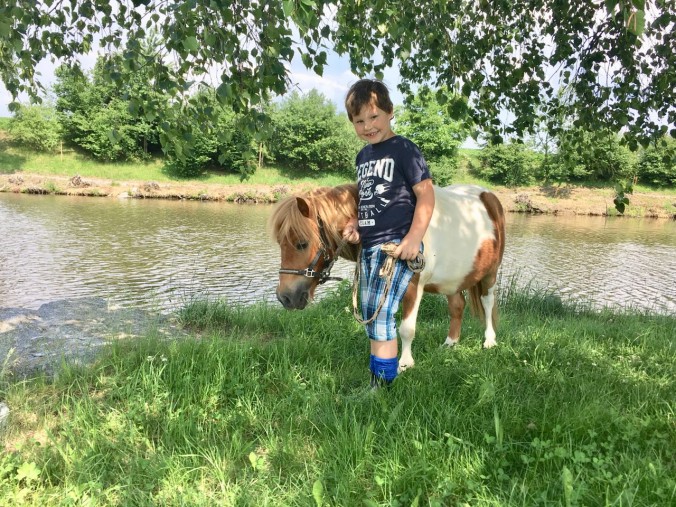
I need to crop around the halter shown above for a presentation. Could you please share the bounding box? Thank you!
[278,217,346,285]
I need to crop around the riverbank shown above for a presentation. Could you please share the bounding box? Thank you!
[2,171,675,218]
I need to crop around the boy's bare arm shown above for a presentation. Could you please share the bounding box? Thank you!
[395,179,435,260]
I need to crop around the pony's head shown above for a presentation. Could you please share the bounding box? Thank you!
[269,185,358,309]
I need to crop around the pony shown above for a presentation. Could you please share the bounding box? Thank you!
[269,183,506,371]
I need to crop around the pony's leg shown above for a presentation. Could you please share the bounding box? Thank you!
[443,292,466,347]
[480,284,497,348]
[398,279,423,372]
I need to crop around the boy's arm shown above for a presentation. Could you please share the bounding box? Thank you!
[395,178,435,260]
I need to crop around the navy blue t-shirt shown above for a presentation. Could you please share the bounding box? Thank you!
[355,135,431,248]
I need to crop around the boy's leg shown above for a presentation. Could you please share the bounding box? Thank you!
[360,245,414,386]
[369,340,398,388]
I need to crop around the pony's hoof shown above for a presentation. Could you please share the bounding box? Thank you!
[398,362,414,373]
[483,339,497,349]
[443,337,459,347]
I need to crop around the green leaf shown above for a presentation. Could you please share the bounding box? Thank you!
[0,21,10,37]
[108,129,121,144]
[282,0,294,17]
[624,8,645,37]
[182,36,199,52]
[16,462,40,483]
[312,480,324,507]
[128,99,140,116]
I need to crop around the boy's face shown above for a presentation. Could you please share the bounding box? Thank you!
[350,102,394,145]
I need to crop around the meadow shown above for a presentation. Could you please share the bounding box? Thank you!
[1,282,674,506]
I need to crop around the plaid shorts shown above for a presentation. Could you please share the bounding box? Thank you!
[359,243,416,342]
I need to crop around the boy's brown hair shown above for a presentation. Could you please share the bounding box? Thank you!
[344,79,394,121]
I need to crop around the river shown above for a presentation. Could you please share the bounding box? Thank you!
[1,192,675,315]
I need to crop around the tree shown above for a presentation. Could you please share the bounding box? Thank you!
[53,54,164,162]
[395,86,466,185]
[1,1,673,152]
[267,90,362,175]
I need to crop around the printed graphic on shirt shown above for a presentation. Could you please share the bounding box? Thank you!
[357,159,394,226]
[354,136,430,248]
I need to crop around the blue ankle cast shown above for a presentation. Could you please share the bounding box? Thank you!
[370,355,398,383]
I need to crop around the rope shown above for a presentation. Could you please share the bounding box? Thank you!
[351,243,425,325]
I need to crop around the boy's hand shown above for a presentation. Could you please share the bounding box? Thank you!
[394,236,421,261]
[342,218,360,244]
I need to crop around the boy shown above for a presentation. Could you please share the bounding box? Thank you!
[342,79,435,388]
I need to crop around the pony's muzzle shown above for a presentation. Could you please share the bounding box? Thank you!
[276,286,311,310]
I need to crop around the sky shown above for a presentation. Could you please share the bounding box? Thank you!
[0,44,478,147]
[0,48,403,117]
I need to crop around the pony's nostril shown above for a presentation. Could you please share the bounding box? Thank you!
[277,292,291,308]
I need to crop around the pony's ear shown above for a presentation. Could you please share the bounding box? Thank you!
[296,197,311,218]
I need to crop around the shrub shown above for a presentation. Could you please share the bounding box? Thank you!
[554,129,636,182]
[636,136,676,187]
[8,104,61,152]
[428,156,457,187]
[268,90,363,175]
[476,143,537,187]
[395,87,466,164]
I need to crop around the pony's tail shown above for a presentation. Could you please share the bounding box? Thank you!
[467,285,499,331]
[467,285,485,324]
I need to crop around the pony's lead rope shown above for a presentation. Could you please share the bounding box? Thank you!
[352,243,425,326]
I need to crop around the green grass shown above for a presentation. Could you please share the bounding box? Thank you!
[1,284,674,506]
[0,135,350,188]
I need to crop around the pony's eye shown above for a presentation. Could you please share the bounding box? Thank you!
[295,241,309,251]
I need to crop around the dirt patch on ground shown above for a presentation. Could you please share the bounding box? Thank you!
[491,185,676,219]
[1,172,675,218]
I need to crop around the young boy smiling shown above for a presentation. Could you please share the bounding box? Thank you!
[342,79,435,388]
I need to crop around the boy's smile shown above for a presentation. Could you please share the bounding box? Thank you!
[351,103,395,145]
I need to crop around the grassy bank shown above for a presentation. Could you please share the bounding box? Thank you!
[0,133,350,189]
[2,133,675,217]
[1,284,674,505]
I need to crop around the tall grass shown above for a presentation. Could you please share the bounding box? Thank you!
[1,284,674,506]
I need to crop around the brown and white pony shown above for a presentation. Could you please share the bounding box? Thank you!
[269,183,505,371]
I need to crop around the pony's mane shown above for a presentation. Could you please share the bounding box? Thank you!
[269,184,358,252]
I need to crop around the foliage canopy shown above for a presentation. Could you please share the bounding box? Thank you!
[1,1,674,151]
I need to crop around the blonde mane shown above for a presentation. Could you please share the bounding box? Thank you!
[269,184,358,258]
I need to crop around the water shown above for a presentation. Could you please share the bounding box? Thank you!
[1,192,675,314]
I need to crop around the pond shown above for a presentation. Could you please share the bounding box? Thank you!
[1,192,674,315]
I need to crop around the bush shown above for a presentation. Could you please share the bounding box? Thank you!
[475,143,537,187]
[72,99,154,162]
[8,104,61,152]
[164,102,256,178]
[554,129,636,182]
[636,136,676,187]
[428,156,457,187]
[268,90,363,175]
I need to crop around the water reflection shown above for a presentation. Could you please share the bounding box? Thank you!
[1,193,674,314]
